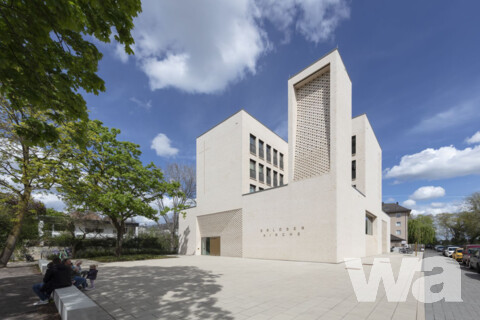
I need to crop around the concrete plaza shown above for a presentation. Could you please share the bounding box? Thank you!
[85,254,425,320]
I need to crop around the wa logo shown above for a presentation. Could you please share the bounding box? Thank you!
[344,256,462,303]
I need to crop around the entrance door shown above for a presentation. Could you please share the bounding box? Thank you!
[210,237,221,256]
[201,237,221,256]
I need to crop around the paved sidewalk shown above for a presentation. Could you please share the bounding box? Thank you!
[424,249,480,320]
[0,262,60,320]
[85,254,425,320]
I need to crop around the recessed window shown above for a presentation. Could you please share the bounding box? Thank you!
[279,153,284,170]
[250,134,256,154]
[273,171,278,187]
[396,221,401,227]
[396,213,401,218]
[352,136,356,155]
[273,149,278,166]
[279,174,284,186]
[352,160,356,180]
[259,187,264,191]
[249,184,256,193]
[396,230,401,235]
[365,215,374,235]
[258,140,264,159]
[258,164,264,183]
[266,168,271,186]
[250,160,256,179]
[266,145,272,162]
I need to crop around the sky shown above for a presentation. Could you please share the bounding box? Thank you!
[36,0,480,219]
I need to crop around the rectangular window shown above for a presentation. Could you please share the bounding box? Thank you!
[266,145,272,162]
[249,184,256,193]
[396,213,401,218]
[396,230,401,235]
[266,168,271,185]
[279,153,284,170]
[273,149,278,166]
[259,187,264,191]
[250,134,256,154]
[352,160,356,180]
[258,164,264,183]
[365,215,374,235]
[396,221,401,227]
[250,160,256,179]
[352,136,356,155]
[273,171,278,187]
[259,140,264,159]
[280,174,284,186]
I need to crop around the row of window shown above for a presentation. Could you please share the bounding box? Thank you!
[250,134,284,170]
[352,136,356,181]
[249,159,284,189]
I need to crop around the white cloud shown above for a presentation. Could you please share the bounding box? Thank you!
[402,199,416,207]
[466,131,480,144]
[151,133,179,157]
[33,193,66,212]
[384,145,480,181]
[411,201,464,216]
[257,0,350,43]
[130,97,152,110]
[410,102,479,134]
[114,43,129,63]
[111,0,350,93]
[410,186,445,201]
[385,197,396,203]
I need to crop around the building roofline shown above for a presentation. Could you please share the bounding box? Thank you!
[288,48,352,83]
[352,113,382,150]
[197,109,288,143]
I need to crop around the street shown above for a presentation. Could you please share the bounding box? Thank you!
[423,249,480,320]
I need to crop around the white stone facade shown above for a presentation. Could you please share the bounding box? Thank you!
[179,49,390,263]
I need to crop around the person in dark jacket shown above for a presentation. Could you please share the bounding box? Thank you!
[84,265,98,290]
[32,257,72,305]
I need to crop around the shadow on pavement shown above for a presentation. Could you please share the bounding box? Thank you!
[86,264,234,319]
[0,265,60,320]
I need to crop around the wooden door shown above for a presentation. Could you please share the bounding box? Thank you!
[210,237,221,256]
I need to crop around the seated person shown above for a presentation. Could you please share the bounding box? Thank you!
[32,257,71,305]
[65,259,87,289]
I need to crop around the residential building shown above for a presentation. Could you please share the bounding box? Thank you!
[382,202,411,247]
[179,49,390,263]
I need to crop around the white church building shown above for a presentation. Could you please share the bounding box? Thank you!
[178,49,390,263]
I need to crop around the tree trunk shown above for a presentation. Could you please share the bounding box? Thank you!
[0,190,31,267]
[115,221,125,257]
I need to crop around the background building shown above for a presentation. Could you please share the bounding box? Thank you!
[179,49,390,263]
[382,202,411,247]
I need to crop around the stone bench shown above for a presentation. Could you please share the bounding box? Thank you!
[38,259,49,275]
[54,286,105,320]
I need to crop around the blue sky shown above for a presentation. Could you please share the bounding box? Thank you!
[38,1,480,217]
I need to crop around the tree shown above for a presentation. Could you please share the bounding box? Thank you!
[41,210,107,258]
[409,214,436,254]
[0,98,63,267]
[156,163,195,252]
[0,0,141,142]
[58,120,180,256]
[0,192,46,252]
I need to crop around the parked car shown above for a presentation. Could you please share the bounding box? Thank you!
[452,248,463,262]
[444,246,459,257]
[436,245,444,252]
[462,245,480,266]
[469,249,480,272]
